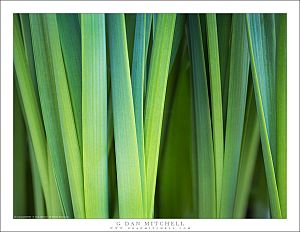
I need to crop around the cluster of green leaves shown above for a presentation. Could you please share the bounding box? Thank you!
[13,13,286,219]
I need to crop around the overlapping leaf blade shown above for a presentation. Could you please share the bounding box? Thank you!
[57,13,82,152]
[28,136,46,216]
[82,13,109,218]
[206,13,224,216]
[220,14,250,218]
[19,14,39,101]
[246,13,282,218]
[144,13,176,218]
[12,13,287,220]
[233,79,260,218]
[187,14,216,218]
[44,14,85,218]
[29,14,74,217]
[107,13,143,218]
[13,14,51,209]
[131,13,147,215]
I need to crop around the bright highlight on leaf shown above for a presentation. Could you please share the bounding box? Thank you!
[107,13,143,218]
[81,13,108,218]
[13,13,287,219]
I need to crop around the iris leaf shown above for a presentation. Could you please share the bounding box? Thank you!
[246,13,282,218]
[81,13,109,218]
[44,14,85,218]
[107,13,143,218]
[187,14,216,218]
[144,13,176,218]
[30,14,74,217]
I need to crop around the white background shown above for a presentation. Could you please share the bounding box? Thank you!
[1,1,299,231]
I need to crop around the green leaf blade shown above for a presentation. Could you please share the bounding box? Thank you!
[44,14,85,218]
[275,13,287,218]
[220,14,250,218]
[29,14,74,218]
[57,13,83,153]
[131,13,147,216]
[47,146,64,217]
[233,79,260,218]
[107,13,143,218]
[187,14,216,218]
[246,13,282,218]
[13,14,51,210]
[19,14,39,101]
[144,13,176,218]
[81,13,109,218]
[206,13,224,216]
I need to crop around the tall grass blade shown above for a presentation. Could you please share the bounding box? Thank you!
[47,147,64,217]
[248,14,277,165]
[220,14,250,218]
[275,13,287,218]
[131,13,147,215]
[246,13,282,218]
[28,136,46,217]
[29,14,74,218]
[13,14,51,209]
[233,79,260,218]
[187,14,216,218]
[19,14,39,101]
[206,13,224,216]
[14,68,45,217]
[81,13,109,218]
[44,14,85,218]
[57,13,82,152]
[144,13,176,218]
[107,13,143,218]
